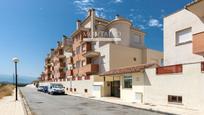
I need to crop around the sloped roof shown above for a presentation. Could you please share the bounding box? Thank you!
[185,0,203,8]
[100,63,158,76]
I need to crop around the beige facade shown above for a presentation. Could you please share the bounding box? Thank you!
[40,8,163,102]
[143,1,204,111]
[144,62,204,110]
[164,8,204,66]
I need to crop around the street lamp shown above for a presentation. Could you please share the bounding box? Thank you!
[12,57,19,101]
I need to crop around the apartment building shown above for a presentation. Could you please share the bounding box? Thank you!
[144,0,204,110]
[40,9,163,98]
[42,36,72,82]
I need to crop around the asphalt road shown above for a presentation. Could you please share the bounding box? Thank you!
[20,87,169,115]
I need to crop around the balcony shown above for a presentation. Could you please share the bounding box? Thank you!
[193,32,204,55]
[45,69,52,74]
[186,0,204,17]
[202,62,204,72]
[156,64,183,75]
[59,62,66,68]
[82,42,100,58]
[83,51,100,58]
[57,49,65,58]
[67,70,73,76]
[67,57,73,64]
[59,72,66,79]
[73,69,79,75]
[79,64,99,75]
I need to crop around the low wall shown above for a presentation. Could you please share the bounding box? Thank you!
[144,62,204,110]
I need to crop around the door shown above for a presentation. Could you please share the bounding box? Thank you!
[135,92,143,103]
[111,81,120,97]
[93,85,101,98]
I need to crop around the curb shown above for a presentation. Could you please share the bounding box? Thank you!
[68,94,176,115]
[19,90,33,115]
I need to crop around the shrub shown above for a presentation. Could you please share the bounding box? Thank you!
[0,84,15,99]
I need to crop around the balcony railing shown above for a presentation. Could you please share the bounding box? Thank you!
[77,77,82,80]
[59,72,66,79]
[156,64,183,75]
[59,62,66,67]
[79,64,99,75]
[82,42,92,54]
[67,70,73,76]
[202,62,204,72]
[73,69,79,75]
[193,32,204,56]
[84,76,90,80]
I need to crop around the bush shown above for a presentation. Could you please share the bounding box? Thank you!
[0,84,15,99]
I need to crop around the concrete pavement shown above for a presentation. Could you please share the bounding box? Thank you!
[20,86,168,115]
[0,90,25,115]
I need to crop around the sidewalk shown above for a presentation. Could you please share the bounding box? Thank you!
[68,93,204,115]
[0,90,25,115]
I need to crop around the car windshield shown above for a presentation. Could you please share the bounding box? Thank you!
[52,84,63,88]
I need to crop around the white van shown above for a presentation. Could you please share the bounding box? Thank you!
[48,83,65,95]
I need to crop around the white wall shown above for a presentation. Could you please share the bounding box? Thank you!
[164,9,204,66]
[144,63,204,110]
[120,73,145,103]
[40,76,95,96]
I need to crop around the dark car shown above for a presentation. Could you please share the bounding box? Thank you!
[42,86,48,93]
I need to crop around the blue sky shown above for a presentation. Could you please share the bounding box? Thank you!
[0,0,191,78]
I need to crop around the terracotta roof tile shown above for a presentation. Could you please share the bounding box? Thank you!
[100,63,158,76]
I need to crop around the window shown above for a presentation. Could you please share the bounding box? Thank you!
[76,61,80,68]
[201,62,204,72]
[82,60,86,67]
[76,46,80,54]
[176,28,192,45]
[84,89,88,93]
[82,43,86,52]
[168,95,182,104]
[123,76,132,88]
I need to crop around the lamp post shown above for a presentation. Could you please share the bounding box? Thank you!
[12,57,19,101]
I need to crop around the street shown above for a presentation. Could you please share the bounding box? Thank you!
[20,87,169,115]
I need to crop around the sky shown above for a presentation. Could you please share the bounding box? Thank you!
[0,0,192,78]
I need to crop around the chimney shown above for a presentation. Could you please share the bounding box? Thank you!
[57,41,60,46]
[76,20,81,30]
[50,48,54,54]
[88,8,95,17]
[115,14,120,20]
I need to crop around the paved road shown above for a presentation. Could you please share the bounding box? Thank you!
[20,87,169,115]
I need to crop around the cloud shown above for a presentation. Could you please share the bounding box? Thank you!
[138,25,146,30]
[95,8,106,18]
[113,0,123,3]
[148,18,162,28]
[73,0,94,14]
[73,0,106,18]
[130,9,135,12]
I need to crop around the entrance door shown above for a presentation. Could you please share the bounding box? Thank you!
[111,81,120,97]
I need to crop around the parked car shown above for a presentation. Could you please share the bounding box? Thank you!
[37,86,44,92]
[48,83,65,95]
[42,86,48,93]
